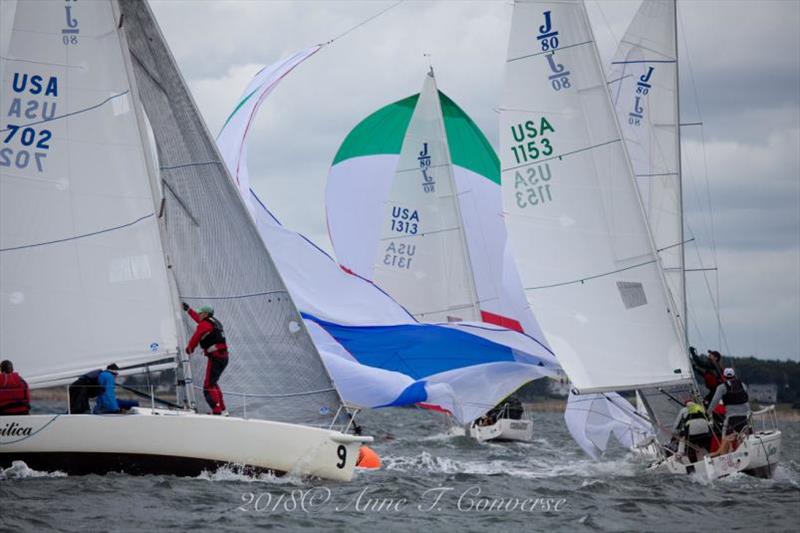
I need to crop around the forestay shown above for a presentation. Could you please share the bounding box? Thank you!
[118,0,342,425]
[0,0,178,386]
[500,0,691,392]
[608,0,684,332]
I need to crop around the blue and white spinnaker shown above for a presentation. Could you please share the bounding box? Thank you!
[215,49,560,424]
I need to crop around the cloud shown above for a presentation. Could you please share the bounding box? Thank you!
[149,0,800,359]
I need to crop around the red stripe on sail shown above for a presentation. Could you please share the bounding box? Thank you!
[417,403,452,415]
[480,310,524,333]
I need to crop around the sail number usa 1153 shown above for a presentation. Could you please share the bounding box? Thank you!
[508,117,554,165]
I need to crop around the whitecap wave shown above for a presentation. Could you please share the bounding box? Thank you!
[196,464,305,485]
[0,460,67,480]
[381,451,639,479]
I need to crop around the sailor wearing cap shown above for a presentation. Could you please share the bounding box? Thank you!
[182,303,229,416]
[707,365,751,435]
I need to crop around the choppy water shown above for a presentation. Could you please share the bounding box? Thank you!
[2,408,799,532]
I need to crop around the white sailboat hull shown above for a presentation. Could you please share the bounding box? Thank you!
[0,408,371,481]
[649,430,782,480]
[469,418,534,443]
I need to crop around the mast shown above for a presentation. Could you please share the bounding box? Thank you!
[429,68,482,321]
[674,0,688,350]
[112,0,195,408]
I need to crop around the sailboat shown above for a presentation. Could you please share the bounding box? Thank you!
[0,0,370,481]
[499,0,780,478]
[326,70,557,441]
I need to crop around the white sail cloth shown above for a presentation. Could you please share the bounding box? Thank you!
[326,81,545,338]
[565,391,654,459]
[0,0,178,386]
[500,0,692,393]
[216,46,321,218]
[608,0,684,329]
[370,72,479,323]
[216,51,560,424]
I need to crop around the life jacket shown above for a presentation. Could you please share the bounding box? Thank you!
[74,369,105,398]
[0,372,30,415]
[722,378,748,406]
[684,410,711,437]
[703,370,720,391]
[199,317,227,353]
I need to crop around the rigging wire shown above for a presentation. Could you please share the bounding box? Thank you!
[321,0,405,46]
[677,8,730,354]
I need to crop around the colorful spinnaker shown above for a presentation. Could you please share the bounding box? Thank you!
[326,71,543,336]
[216,51,560,424]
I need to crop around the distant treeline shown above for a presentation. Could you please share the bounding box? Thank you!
[725,356,800,406]
[516,356,800,407]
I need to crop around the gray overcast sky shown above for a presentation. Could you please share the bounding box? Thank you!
[149,0,800,361]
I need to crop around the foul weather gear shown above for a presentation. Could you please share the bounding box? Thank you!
[0,372,30,415]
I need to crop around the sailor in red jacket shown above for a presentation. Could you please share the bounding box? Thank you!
[183,303,229,415]
[0,360,30,416]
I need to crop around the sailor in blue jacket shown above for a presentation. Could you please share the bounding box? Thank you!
[92,364,138,414]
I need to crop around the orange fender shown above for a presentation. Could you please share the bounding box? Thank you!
[356,445,381,469]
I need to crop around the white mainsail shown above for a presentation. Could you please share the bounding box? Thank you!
[608,0,684,333]
[0,0,178,386]
[374,71,480,322]
[0,0,372,482]
[500,0,691,393]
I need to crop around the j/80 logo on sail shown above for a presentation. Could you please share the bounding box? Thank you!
[62,0,80,46]
[509,117,554,165]
[628,67,655,126]
[537,11,571,91]
[418,142,435,193]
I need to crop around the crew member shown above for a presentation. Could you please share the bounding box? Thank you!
[69,368,105,414]
[69,364,138,414]
[707,367,751,436]
[0,360,30,415]
[183,303,229,415]
[93,364,138,414]
[690,347,723,406]
[674,401,712,463]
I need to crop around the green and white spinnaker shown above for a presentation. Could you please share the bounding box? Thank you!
[327,71,546,340]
